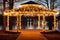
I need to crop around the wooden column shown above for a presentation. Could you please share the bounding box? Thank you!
[7,15,9,31]
[38,15,40,29]
[54,14,56,31]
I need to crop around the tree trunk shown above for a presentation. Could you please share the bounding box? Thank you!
[3,0,7,32]
[45,0,49,8]
[50,0,54,10]
[9,0,14,9]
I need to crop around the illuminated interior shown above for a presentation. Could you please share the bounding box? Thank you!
[4,4,57,31]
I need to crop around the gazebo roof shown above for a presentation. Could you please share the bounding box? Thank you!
[4,4,57,16]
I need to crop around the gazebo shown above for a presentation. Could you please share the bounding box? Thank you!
[4,2,57,31]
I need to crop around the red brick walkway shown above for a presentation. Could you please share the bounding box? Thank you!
[16,30,48,40]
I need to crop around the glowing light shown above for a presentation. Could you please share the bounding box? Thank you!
[19,5,22,8]
[4,12,8,15]
[3,4,57,30]
[56,12,59,15]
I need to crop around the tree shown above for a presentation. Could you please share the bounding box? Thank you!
[50,0,57,10]
[38,0,57,10]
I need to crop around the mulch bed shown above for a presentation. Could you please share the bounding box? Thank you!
[0,31,20,40]
[41,31,60,40]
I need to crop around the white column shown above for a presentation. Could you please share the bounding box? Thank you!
[27,19,29,27]
[18,16,20,29]
[16,16,18,30]
[20,15,21,29]
[38,15,40,29]
[43,15,45,30]
[30,19,31,28]
[7,15,9,31]
[54,15,56,31]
